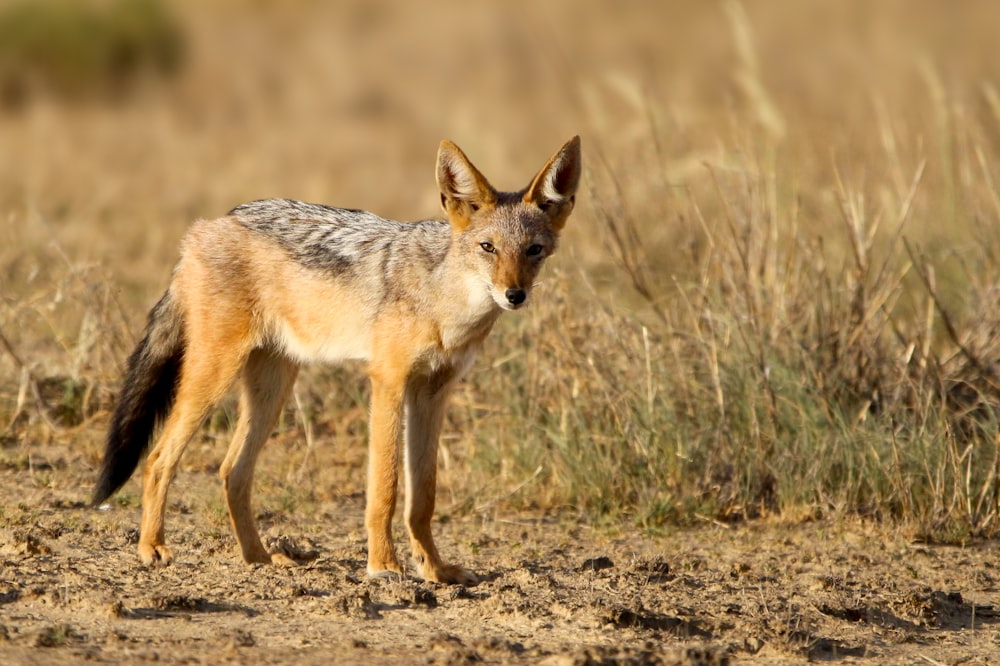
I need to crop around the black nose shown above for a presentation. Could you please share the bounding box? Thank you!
[505,288,526,305]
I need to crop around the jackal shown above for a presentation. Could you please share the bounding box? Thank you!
[92,136,582,584]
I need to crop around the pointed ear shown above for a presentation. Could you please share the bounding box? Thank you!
[524,135,582,231]
[436,140,497,230]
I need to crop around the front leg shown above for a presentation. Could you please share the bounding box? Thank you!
[404,372,478,585]
[365,374,405,578]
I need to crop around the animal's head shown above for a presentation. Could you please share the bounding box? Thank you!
[436,136,582,311]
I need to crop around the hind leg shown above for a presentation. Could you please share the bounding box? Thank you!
[219,348,299,565]
[138,343,248,566]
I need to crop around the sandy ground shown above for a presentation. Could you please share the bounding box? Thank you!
[1,440,999,665]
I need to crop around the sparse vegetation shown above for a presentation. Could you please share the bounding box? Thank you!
[2,0,1000,552]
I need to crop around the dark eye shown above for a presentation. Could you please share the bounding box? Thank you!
[480,241,495,253]
[526,244,544,257]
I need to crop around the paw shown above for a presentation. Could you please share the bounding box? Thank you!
[422,562,479,586]
[138,542,173,567]
[367,568,405,581]
[366,559,404,580]
[269,551,298,567]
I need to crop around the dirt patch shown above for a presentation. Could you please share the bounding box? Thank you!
[1,456,999,664]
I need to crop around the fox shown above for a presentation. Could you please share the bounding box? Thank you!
[91,136,582,585]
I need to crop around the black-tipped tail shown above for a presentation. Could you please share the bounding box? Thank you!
[92,292,184,506]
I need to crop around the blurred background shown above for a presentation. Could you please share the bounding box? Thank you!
[3,0,998,295]
[4,0,1000,535]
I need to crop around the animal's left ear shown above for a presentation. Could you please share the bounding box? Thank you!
[524,135,582,231]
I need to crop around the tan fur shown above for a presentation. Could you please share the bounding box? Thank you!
[101,137,582,585]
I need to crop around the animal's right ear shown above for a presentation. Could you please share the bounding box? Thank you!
[437,140,497,231]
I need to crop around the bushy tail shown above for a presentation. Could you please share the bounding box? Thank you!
[92,290,184,506]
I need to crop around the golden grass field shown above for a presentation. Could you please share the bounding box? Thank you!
[3,1,1000,663]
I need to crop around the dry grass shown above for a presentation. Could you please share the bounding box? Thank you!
[3,0,1000,542]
